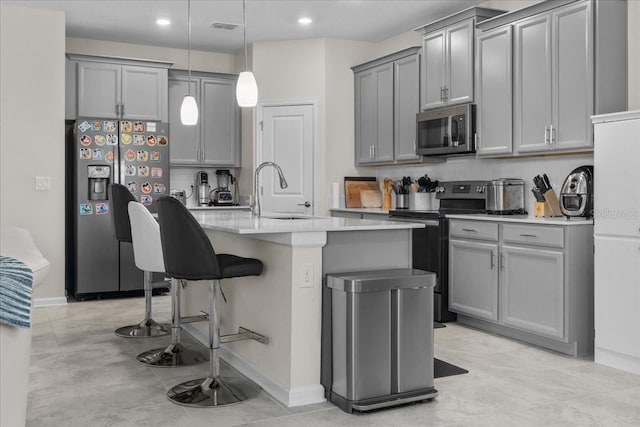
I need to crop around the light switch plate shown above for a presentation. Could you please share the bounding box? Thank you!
[35,176,51,191]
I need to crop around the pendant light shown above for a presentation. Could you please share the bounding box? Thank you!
[180,0,198,125]
[236,0,258,107]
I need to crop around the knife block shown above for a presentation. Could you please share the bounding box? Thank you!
[534,189,563,217]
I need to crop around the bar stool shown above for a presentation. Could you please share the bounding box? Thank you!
[108,184,169,338]
[156,196,266,407]
[131,200,208,367]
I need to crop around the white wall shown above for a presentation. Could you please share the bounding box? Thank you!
[0,5,66,301]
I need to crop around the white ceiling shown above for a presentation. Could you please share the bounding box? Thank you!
[5,0,486,53]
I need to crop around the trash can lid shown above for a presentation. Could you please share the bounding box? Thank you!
[326,268,435,293]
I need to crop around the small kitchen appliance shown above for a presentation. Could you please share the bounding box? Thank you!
[170,189,187,205]
[559,165,594,218]
[416,103,476,156]
[210,169,235,206]
[486,178,525,214]
[197,171,209,206]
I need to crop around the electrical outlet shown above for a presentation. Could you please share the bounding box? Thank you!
[35,176,51,191]
[300,263,314,288]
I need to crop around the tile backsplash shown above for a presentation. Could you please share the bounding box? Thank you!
[170,167,241,207]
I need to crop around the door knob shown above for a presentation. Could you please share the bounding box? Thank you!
[298,201,311,208]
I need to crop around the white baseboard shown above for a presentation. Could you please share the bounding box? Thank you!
[595,347,640,375]
[181,323,326,408]
[33,297,67,308]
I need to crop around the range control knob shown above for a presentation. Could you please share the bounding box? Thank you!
[435,186,445,193]
[476,186,485,193]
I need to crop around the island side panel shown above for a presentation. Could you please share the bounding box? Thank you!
[179,229,325,406]
[321,228,413,396]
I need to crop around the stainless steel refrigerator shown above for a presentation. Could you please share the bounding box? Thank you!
[66,118,170,299]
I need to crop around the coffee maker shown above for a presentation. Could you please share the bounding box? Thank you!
[211,170,235,206]
[197,171,210,206]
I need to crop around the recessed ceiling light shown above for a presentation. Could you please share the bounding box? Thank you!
[156,18,171,26]
[298,17,312,25]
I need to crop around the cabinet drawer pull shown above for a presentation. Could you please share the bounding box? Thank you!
[519,234,538,238]
[461,228,477,232]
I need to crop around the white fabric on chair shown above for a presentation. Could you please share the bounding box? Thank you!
[0,226,50,427]
[128,202,165,273]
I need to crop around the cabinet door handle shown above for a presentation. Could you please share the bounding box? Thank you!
[500,253,505,271]
[550,124,555,145]
[519,234,537,238]
[474,133,478,150]
[440,86,445,101]
[372,145,376,158]
[121,104,124,117]
[444,86,449,101]
[490,251,495,269]
[116,104,120,116]
[461,228,476,232]
[544,126,549,145]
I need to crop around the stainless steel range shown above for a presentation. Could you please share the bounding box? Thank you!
[389,181,488,323]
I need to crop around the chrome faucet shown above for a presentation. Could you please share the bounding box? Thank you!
[252,161,288,217]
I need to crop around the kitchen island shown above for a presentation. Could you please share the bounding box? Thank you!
[179,210,423,407]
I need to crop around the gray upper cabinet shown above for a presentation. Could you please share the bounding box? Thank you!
[201,79,240,166]
[476,25,513,156]
[353,47,421,166]
[168,71,241,167]
[168,77,199,165]
[76,60,167,121]
[421,21,473,110]
[513,2,593,154]
[416,7,504,111]
[394,54,421,162]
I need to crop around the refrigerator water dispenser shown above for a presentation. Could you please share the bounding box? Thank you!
[87,165,111,200]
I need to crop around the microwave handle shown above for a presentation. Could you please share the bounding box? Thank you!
[447,115,453,147]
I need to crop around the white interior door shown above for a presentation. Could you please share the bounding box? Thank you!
[259,102,314,215]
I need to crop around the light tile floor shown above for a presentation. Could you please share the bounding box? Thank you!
[27,295,640,426]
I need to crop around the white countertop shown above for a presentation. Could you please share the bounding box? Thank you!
[446,214,593,226]
[188,205,251,211]
[191,210,423,235]
[329,208,389,215]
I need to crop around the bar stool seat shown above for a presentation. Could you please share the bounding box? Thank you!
[108,184,169,338]
[157,196,266,407]
[129,201,208,368]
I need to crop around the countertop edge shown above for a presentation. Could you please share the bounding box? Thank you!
[446,214,594,226]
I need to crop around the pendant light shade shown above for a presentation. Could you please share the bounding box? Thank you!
[181,0,198,125]
[237,0,258,107]
[236,71,258,107]
[180,95,199,125]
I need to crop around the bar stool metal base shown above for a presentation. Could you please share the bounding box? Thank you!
[114,318,170,338]
[167,371,261,407]
[137,343,208,367]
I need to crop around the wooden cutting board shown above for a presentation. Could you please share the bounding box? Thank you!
[344,177,379,208]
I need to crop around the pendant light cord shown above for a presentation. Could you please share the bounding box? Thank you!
[187,0,192,95]
[243,0,248,71]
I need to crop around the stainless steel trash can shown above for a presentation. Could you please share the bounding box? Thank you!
[323,268,438,413]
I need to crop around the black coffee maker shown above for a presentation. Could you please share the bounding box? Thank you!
[559,165,593,218]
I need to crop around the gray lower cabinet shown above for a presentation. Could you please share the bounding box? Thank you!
[76,61,168,121]
[168,72,241,167]
[500,245,564,339]
[449,219,594,356]
[353,47,421,166]
[449,239,499,321]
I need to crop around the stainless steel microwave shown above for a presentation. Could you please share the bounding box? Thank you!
[416,104,476,156]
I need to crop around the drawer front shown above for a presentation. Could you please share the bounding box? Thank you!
[449,220,498,241]
[502,224,564,248]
